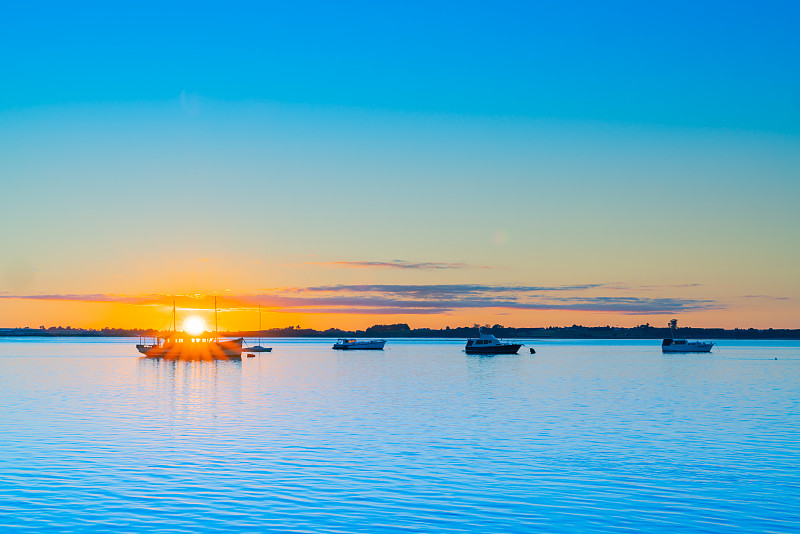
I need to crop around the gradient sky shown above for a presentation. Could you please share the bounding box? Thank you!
[1,1,799,330]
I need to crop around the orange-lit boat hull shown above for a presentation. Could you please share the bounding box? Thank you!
[136,338,243,360]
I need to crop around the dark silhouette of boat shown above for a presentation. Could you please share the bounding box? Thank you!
[137,335,244,359]
[135,299,243,360]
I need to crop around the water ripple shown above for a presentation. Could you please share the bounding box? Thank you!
[0,338,798,532]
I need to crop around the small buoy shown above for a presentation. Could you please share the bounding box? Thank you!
[529,348,536,354]
[775,357,778,360]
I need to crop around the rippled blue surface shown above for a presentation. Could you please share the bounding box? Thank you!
[0,338,798,532]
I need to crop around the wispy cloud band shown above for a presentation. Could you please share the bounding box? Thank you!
[305,260,481,270]
[1,283,720,316]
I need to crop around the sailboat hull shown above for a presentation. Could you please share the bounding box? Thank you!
[137,338,244,360]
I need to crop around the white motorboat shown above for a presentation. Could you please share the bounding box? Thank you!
[332,338,386,350]
[465,328,523,354]
[662,319,713,353]
[661,338,714,353]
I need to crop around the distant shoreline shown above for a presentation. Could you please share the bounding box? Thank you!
[2,324,799,340]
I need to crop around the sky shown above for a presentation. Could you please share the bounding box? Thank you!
[1,0,799,331]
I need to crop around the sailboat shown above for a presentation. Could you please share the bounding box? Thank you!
[135,298,244,360]
[247,304,272,353]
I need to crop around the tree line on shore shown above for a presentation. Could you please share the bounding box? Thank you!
[2,323,800,339]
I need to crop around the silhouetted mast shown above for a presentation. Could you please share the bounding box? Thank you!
[173,300,176,334]
[214,296,218,340]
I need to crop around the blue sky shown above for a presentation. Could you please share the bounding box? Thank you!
[1,1,798,329]
[3,1,799,132]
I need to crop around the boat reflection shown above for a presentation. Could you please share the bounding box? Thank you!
[137,357,243,412]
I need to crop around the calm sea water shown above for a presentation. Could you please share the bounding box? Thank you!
[0,337,797,532]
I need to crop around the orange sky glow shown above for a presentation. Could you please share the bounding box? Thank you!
[1,287,795,331]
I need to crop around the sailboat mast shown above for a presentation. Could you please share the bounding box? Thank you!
[214,296,218,340]
[173,300,176,334]
[258,304,261,345]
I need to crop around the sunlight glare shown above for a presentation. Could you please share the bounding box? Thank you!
[183,316,207,336]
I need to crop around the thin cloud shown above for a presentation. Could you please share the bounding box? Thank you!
[297,283,604,297]
[305,260,488,270]
[273,307,446,315]
[638,283,704,290]
[242,285,719,315]
[255,297,715,315]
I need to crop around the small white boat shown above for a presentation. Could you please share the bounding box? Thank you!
[662,319,713,353]
[465,328,523,354]
[662,339,714,353]
[246,304,272,353]
[332,338,386,350]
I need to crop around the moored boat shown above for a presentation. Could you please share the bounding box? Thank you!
[135,298,244,360]
[246,305,272,353]
[662,319,714,353]
[332,338,386,350]
[137,335,244,359]
[465,329,522,354]
[661,338,714,353]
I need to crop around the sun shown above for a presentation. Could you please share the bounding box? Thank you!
[183,316,207,336]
